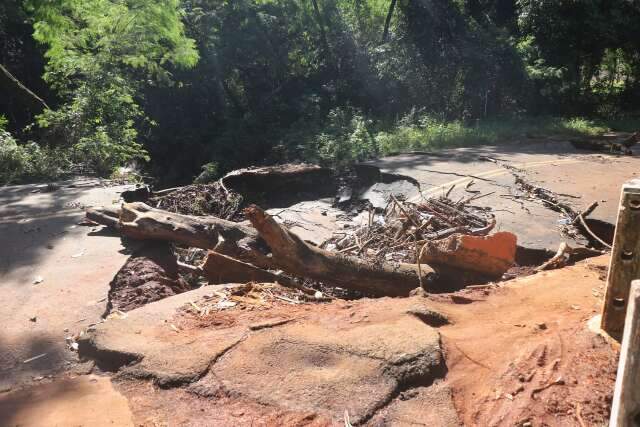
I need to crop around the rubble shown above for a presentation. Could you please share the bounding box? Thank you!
[87,162,612,299]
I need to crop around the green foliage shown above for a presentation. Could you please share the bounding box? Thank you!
[25,0,198,175]
[27,0,198,81]
[36,73,148,175]
[302,107,377,167]
[369,114,640,155]
[3,0,640,185]
[194,162,221,184]
[0,117,70,184]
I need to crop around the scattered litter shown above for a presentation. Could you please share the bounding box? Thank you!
[106,310,128,320]
[344,410,353,427]
[216,300,237,310]
[71,249,86,258]
[32,276,44,284]
[180,283,325,319]
[23,353,47,364]
[29,316,37,322]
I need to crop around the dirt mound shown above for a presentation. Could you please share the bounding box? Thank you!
[105,243,192,314]
[221,163,336,208]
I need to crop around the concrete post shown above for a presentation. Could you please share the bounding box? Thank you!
[601,179,640,339]
[610,280,640,427]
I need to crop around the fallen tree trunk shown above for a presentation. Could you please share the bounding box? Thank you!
[87,203,273,268]
[88,203,437,296]
[201,251,287,286]
[86,206,121,229]
[244,205,435,296]
[200,251,317,295]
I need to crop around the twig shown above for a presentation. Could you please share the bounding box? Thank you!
[337,244,358,253]
[461,191,496,205]
[577,214,612,249]
[575,403,587,427]
[531,376,565,399]
[445,184,455,198]
[536,242,570,271]
[572,201,599,225]
[451,341,491,369]
[391,194,420,227]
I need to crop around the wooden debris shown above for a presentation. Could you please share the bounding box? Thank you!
[87,202,274,269]
[324,194,496,265]
[245,205,435,296]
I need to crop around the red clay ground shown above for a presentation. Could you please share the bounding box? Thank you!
[79,255,619,426]
[432,255,617,426]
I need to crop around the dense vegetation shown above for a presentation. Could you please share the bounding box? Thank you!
[2,0,640,185]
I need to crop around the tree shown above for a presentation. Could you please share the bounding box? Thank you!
[25,0,199,174]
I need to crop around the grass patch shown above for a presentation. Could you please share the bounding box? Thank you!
[373,115,640,155]
[300,110,640,169]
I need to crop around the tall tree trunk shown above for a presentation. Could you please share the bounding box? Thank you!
[310,0,330,58]
[0,63,49,113]
[381,0,397,44]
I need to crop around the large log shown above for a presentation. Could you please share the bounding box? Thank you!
[200,251,317,295]
[244,205,435,297]
[87,203,273,268]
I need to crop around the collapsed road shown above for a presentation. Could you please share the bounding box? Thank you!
[0,136,638,426]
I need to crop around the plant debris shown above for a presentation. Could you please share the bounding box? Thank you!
[179,282,327,318]
[151,182,243,220]
[322,194,496,264]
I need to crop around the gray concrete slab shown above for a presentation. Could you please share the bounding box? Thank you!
[370,139,640,250]
[0,178,134,389]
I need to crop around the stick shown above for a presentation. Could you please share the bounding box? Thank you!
[391,195,420,228]
[577,214,612,249]
[536,242,570,271]
[572,201,599,225]
[445,184,455,198]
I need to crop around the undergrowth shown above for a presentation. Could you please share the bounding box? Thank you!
[300,109,640,168]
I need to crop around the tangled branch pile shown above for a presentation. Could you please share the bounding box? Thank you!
[323,195,496,263]
[151,182,243,220]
